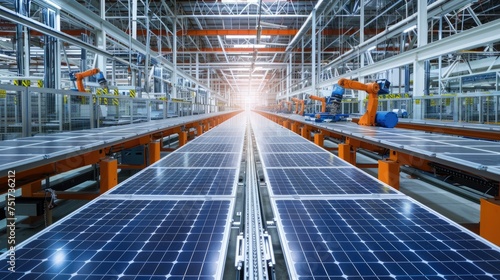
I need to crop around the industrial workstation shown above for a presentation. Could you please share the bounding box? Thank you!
[0,0,499,279]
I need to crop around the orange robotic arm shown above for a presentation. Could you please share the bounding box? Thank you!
[291,98,300,114]
[308,95,327,113]
[71,68,101,92]
[298,99,305,116]
[338,78,381,126]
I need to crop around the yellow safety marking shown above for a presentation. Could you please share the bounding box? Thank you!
[63,95,68,104]
[415,99,421,105]
[14,96,17,105]
[112,98,119,106]
[103,88,109,95]
[113,88,119,96]
[37,80,43,88]
[0,89,6,98]
[22,80,30,87]
[96,88,102,95]
[129,89,136,98]
[13,80,19,86]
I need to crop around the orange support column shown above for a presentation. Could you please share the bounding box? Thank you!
[282,120,289,129]
[301,126,310,140]
[378,150,400,189]
[314,133,324,147]
[100,158,117,193]
[338,143,356,165]
[148,141,161,165]
[480,198,500,246]
[179,131,188,147]
[22,181,42,197]
[197,125,203,136]
[291,123,300,134]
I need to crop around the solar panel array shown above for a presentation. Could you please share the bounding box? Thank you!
[284,114,500,177]
[250,113,500,280]
[0,111,237,174]
[0,113,246,279]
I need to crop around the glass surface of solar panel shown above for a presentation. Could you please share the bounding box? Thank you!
[266,168,396,195]
[258,143,326,153]
[156,153,241,168]
[0,199,230,279]
[178,143,241,153]
[110,168,237,195]
[275,198,500,279]
[190,136,244,145]
[261,153,351,168]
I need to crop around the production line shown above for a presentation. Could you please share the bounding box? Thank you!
[0,113,247,279]
[259,112,500,184]
[250,112,500,279]
[0,112,499,279]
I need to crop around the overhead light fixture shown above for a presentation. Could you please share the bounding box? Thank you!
[367,46,376,51]
[403,25,417,33]
[234,44,266,48]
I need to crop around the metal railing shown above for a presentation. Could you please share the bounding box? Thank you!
[0,84,225,140]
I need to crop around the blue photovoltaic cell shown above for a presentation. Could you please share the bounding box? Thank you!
[156,153,241,168]
[261,153,350,168]
[267,168,396,195]
[0,199,230,280]
[191,136,244,145]
[178,143,242,153]
[258,143,326,153]
[110,168,236,195]
[276,199,500,279]
[258,136,310,144]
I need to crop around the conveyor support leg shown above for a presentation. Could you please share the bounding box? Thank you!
[291,123,300,134]
[338,143,356,165]
[314,133,324,147]
[179,131,188,147]
[301,126,310,140]
[282,120,289,129]
[197,124,203,136]
[377,150,400,189]
[100,158,117,193]
[480,198,500,246]
[148,141,161,165]
[22,181,42,197]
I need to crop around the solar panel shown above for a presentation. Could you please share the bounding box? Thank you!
[0,199,231,279]
[440,154,500,166]
[258,143,326,153]
[275,198,500,279]
[156,153,241,168]
[257,136,310,144]
[191,136,244,145]
[261,153,351,168]
[110,168,237,196]
[178,143,242,153]
[266,168,397,195]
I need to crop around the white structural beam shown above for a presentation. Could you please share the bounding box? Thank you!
[279,18,500,100]
[49,0,210,93]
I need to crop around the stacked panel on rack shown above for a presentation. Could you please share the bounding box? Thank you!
[250,113,500,280]
[0,113,246,279]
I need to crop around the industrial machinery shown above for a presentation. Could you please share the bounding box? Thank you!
[306,84,349,122]
[284,101,292,113]
[291,97,305,115]
[338,78,397,128]
[69,68,108,92]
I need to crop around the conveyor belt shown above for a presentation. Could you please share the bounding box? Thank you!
[264,112,500,182]
[250,112,500,279]
[0,111,239,176]
[0,113,246,279]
